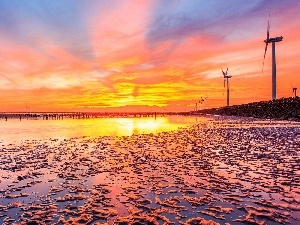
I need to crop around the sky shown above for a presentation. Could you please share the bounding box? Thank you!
[0,0,300,112]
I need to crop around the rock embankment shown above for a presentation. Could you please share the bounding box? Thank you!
[197,97,300,121]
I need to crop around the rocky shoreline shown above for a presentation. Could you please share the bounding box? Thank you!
[192,97,300,121]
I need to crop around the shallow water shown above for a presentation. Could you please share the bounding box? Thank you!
[0,116,204,144]
[0,116,299,225]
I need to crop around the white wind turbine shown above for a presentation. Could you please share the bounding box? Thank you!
[262,16,283,100]
[222,68,232,107]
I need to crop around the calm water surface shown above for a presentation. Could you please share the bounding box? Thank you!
[0,115,205,144]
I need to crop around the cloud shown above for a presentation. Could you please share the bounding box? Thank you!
[146,0,265,44]
[0,0,97,59]
[1,0,300,111]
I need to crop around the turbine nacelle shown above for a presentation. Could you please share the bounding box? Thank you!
[222,68,232,78]
[264,36,283,43]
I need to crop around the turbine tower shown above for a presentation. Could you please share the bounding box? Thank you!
[222,68,232,107]
[293,87,297,97]
[262,16,283,100]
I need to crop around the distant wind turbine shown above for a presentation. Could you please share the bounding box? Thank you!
[262,15,283,100]
[200,96,207,103]
[293,87,297,97]
[222,68,232,107]
[196,96,208,111]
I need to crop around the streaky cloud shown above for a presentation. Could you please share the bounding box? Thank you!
[147,0,274,44]
[0,0,105,60]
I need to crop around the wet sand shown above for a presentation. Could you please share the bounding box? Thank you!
[0,118,299,224]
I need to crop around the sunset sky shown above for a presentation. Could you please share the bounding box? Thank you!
[0,0,300,112]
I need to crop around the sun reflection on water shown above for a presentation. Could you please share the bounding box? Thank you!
[0,116,200,144]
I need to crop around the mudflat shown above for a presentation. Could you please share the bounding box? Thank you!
[0,118,299,224]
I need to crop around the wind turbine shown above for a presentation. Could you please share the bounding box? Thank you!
[200,96,207,104]
[196,97,207,111]
[293,87,297,97]
[222,68,232,107]
[262,16,283,100]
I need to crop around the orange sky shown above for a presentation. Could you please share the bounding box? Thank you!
[0,0,300,112]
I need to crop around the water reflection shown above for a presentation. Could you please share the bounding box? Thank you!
[0,116,203,144]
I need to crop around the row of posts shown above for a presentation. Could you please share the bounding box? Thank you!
[1,112,159,121]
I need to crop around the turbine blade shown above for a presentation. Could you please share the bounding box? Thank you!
[262,42,268,73]
[221,68,225,76]
[262,15,270,74]
[224,79,226,88]
[267,14,270,40]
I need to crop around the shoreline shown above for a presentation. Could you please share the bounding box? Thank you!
[1,97,300,122]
